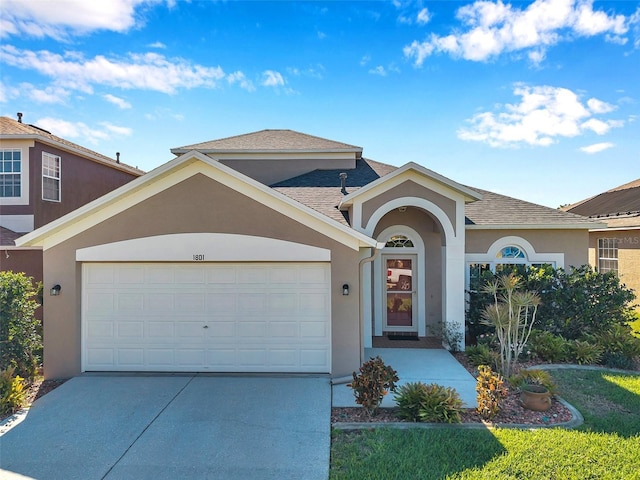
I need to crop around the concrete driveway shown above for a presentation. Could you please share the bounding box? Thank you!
[0,375,331,480]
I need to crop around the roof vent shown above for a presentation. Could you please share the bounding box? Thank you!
[17,112,23,123]
[339,172,348,195]
[116,152,120,164]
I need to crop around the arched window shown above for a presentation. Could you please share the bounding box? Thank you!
[496,246,526,259]
[385,235,414,248]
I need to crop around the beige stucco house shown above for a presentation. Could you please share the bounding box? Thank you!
[564,178,640,309]
[17,130,599,379]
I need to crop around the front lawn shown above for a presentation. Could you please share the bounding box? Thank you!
[330,368,640,480]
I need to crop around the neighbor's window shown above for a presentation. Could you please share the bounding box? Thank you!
[385,235,414,248]
[598,238,618,275]
[42,152,61,202]
[0,149,21,198]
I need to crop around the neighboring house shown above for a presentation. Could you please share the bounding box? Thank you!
[564,179,640,307]
[0,114,143,287]
[16,130,600,379]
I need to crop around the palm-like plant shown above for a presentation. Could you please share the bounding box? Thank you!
[481,273,541,377]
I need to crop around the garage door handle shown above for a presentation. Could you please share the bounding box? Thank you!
[203,325,209,329]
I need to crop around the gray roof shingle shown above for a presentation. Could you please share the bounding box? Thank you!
[172,129,363,155]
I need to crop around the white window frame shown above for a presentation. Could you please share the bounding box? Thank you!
[597,238,618,275]
[465,236,564,294]
[0,148,29,205]
[42,152,61,202]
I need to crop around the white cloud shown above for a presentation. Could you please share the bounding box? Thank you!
[457,84,624,147]
[405,0,635,65]
[0,0,163,39]
[148,41,167,49]
[360,55,371,66]
[417,8,431,25]
[580,142,614,154]
[369,66,387,76]
[261,70,285,87]
[0,46,227,94]
[103,94,132,109]
[227,71,255,92]
[35,117,131,144]
[587,97,615,113]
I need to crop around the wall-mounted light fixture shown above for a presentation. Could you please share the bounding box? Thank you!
[342,284,349,296]
[50,284,61,296]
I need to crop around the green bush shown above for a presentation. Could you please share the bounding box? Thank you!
[0,271,42,379]
[568,339,604,365]
[348,356,398,417]
[528,330,569,363]
[465,344,498,368]
[394,382,429,422]
[467,265,636,341]
[591,324,640,370]
[0,367,27,416]
[394,382,464,423]
[476,365,507,420]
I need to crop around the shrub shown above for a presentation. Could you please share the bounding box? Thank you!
[528,331,569,363]
[568,339,604,365]
[394,382,429,422]
[348,356,398,417]
[394,382,464,423]
[465,344,498,368]
[0,271,42,379]
[510,369,557,395]
[592,324,640,370]
[0,367,27,416]
[467,265,637,341]
[480,273,540,377]
[476,365,508,421]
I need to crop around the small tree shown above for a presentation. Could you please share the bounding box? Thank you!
[481,273,540,377]
[0,271,42,379]
[348,356,398,418]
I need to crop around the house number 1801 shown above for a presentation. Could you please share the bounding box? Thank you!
[193,254,205,261]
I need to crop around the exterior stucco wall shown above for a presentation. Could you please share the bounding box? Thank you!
[42,173,361,379]
[372,207,444,331]
[589,230,640,308]
[361,180,456,232]
[465,229,589,268]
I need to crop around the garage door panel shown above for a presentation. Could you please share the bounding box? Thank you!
[83,262,331,373]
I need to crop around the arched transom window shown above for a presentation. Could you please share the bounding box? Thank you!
[496,245,526,259]
[385,235,414,248]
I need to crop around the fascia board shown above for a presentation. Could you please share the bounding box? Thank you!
[17,151,377,251]
[465,222,606,230]
[590,225,640,232]
[339,162,482,208]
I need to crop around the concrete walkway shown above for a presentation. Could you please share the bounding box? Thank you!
[332,348,477,408]
[0,375,331,480]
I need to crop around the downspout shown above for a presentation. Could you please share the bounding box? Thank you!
[358,242,385,365]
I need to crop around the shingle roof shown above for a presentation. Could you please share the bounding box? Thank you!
[172,129,363,155]
[564,178,640,219]
[0,226,23,246]
[464,188,598,227]
[272,158,394,225]
[0,116,144,175]
[271,157,594,229]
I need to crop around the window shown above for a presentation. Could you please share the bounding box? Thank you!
[0,149,21,197]
[598,238,618,274]
[385,235,414,248]
[497,246,525,259]
[42,153,61,202]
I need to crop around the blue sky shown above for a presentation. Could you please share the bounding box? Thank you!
[1,0,638,208]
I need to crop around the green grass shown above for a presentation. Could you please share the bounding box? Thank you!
[330,368,640,480]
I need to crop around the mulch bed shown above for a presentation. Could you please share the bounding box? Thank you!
[332,353,574,426]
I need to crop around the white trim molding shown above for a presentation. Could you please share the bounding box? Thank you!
[465,236,565,268]
[76,233,331,262]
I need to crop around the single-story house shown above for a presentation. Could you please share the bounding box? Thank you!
[17,130,600,379]
[563,178,640,307]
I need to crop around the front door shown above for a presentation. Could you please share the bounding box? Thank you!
[383,254,417,331]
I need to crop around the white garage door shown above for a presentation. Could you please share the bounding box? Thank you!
[82,262,331,373]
